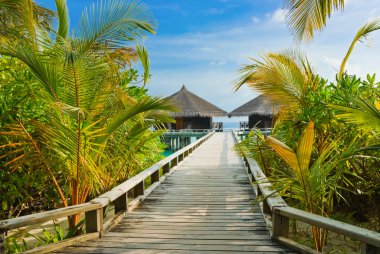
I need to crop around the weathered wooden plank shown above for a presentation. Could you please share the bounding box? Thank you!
[110,228,270,235]
[104,231,271,240]
[123,214,260,220]
[54,247,295,254]
[90,237,281,246]
[68,242,290,252]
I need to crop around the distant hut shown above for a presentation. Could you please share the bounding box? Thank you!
[229,95,280,129]
[165,85,227,130]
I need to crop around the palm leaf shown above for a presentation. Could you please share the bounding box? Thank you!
[296,121,314,172]
[76,0,156,53]
[283,0,345,42]
[235,49,315,110]
[136,45,150,87]
[102,97,174,139]
[55,0,70,40]
[339,20,380,79]
[266,136,300,173]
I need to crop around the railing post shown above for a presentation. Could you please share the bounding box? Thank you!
[134,181,145,198]
[263,199,271,215]
[361,242,380,254]
[163,163,170,174]
[85,207,103,234]
[114,193,128,213]
[171,157,177,167]
[272,207,289,238]
[151,170,160,184]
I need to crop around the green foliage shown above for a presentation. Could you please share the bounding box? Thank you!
[4,220,85,253]
[0,0,173,234]
[235,50,380,248]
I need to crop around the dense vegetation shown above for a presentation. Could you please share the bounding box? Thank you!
[0,0,172,233]
[235,1,380,251]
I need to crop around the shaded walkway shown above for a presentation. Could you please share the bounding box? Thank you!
[53,133,294,253]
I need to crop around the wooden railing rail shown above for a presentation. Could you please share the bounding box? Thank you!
[232,131,380,254]
[0,131,215,253]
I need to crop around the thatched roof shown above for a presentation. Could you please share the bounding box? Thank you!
[229,95,280,117]
[165,85,227,117]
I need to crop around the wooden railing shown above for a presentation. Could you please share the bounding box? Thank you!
[232,131,380,254]
[0,131,215,254]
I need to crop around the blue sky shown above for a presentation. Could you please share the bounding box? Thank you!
[37,0,380,121]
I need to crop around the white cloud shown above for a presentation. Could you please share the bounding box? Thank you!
[270,8,289,23]
[323,56,361,76]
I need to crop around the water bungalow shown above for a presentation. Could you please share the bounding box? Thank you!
[229,94,280,129]
[165,85,227,130]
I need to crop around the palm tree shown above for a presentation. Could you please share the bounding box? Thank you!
[0,0,173,230]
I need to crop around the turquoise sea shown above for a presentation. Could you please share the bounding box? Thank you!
[223,122,240,131]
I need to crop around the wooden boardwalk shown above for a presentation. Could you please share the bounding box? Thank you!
[53,133,294,253]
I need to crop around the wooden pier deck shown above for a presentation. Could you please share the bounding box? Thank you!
[53,133,293,253]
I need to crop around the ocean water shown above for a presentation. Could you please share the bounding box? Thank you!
[162,149,174,157]
[223,122,240,131]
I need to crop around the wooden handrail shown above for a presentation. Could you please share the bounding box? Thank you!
[274,206,380,248]
[232,130,380,254]
[0,131,215,252]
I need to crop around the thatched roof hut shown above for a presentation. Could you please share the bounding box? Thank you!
[229,95,280,129]
[165,85,227,130]
[229,95,279,117]
[166,85,227,117]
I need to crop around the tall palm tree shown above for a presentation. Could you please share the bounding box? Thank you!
[0,0,173,229]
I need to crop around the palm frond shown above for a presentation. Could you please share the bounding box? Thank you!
[136,45,150,87]
[284,0,345,42]
[76,0,156,53]
[0,42,61,100]
[103,97,174,139]
[234,49,315,109]
[296,121,314,172]
[55,0,70,40]
[339,19,380,79]
[266,136,300,173]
